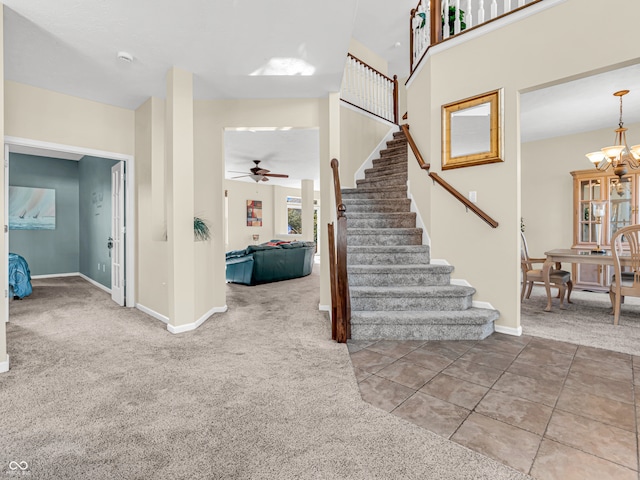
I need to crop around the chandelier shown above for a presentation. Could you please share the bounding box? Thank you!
[585,90,640,178]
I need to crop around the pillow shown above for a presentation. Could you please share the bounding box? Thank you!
[246,244,282,254]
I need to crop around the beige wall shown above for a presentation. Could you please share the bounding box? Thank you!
[339,106,395,188]
[5,82,134,155]
[407,0,640,333]
[348,38,387,76]
[135,98,169,318]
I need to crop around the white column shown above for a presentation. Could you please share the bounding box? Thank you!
[301,179,314,242]
[165,67,195,330]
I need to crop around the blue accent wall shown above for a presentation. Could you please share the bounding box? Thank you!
[79,156,119,288]
[9,154,80,275]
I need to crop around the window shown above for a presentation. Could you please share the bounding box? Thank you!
[287,196,302,234]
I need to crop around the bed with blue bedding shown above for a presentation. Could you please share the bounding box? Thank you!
[9,253,32,299]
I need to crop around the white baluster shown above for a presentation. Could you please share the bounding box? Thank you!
[518,0,525,6]
[442,0,450,39]
[478,0,485,24]
[454,0,461,35]
[491,0,497,19]
[504,0,511,14]
[466,0,473,29]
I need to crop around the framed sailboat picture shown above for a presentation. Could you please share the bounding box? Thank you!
[9,186,56,230]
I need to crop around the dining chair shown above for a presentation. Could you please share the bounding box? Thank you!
[521,232,573,306]
[609,224,640,325]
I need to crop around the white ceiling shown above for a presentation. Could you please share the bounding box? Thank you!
[3,1,640,188]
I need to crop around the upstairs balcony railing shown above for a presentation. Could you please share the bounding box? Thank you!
[411,0,541,73]
[341,53,399,124]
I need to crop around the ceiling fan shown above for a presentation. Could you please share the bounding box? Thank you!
[230,160,289,183]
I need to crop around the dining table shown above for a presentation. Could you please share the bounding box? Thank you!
[541,248,630,312]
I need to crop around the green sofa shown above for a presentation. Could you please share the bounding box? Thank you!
[225,241,315,285]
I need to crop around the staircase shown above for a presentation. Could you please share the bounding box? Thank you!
[342,130,498,340]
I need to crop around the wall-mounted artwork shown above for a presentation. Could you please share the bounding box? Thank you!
[247,200,262,227]
[9,186,56,230]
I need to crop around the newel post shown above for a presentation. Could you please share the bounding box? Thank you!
[430,0,442,45]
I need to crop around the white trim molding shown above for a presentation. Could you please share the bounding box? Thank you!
[31,272,80,279]
[494,324,523,336]
[136,303,170,324]
[339,100,397,128]
[79,273,111,294]
[166,305,228,334]
[0,355,9,373]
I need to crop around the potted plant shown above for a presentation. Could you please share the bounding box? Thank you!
[442,5,466,36]
[194,216,211,241]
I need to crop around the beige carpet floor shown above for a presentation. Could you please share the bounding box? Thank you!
[520,285,640,356]
[1,270,527,480]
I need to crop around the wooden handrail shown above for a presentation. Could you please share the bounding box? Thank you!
[401,124,499,229]
[400,124,430,171]
[328,158,351,342]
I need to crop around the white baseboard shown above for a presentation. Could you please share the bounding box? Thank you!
[472,300,496,310]
[0,355,9,373]
[78,273,111,294]
[31,272,80,279]
[318,304,330,312]
[431,258,450,266]
[167,305,228,334]
[494,324,523,336]
[31,272,111,294]
[136,303,169,324]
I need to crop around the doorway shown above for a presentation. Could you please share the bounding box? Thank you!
[4,137,135,318]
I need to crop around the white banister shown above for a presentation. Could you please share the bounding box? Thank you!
[442,0,451,39]
[454,0,461,35]
[340,54,397,123]
[409,0,539,74]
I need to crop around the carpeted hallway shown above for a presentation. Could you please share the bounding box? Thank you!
[1,269,526,479]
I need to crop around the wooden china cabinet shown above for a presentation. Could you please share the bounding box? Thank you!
[571,168,637,291]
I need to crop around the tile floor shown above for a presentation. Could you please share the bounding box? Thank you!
[348,334,639,479]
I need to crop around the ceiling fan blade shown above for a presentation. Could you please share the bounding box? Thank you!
[255,169,270,174]
[231,174,251,179]
[229,170,250,174]
[263,173,289,178]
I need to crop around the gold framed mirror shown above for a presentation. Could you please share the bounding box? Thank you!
[442,89,503,170]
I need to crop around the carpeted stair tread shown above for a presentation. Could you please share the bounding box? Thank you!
[356,173,407,187]
[351,308,499,326]
[348,264,452,274]
[348,245,429,253]
[350,285,476,297]
[342,185,406,196]
[347,227,422,235]
[364,164,407,178]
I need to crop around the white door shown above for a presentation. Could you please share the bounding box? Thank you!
[111,162,125,306]
[4,145,9,322]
